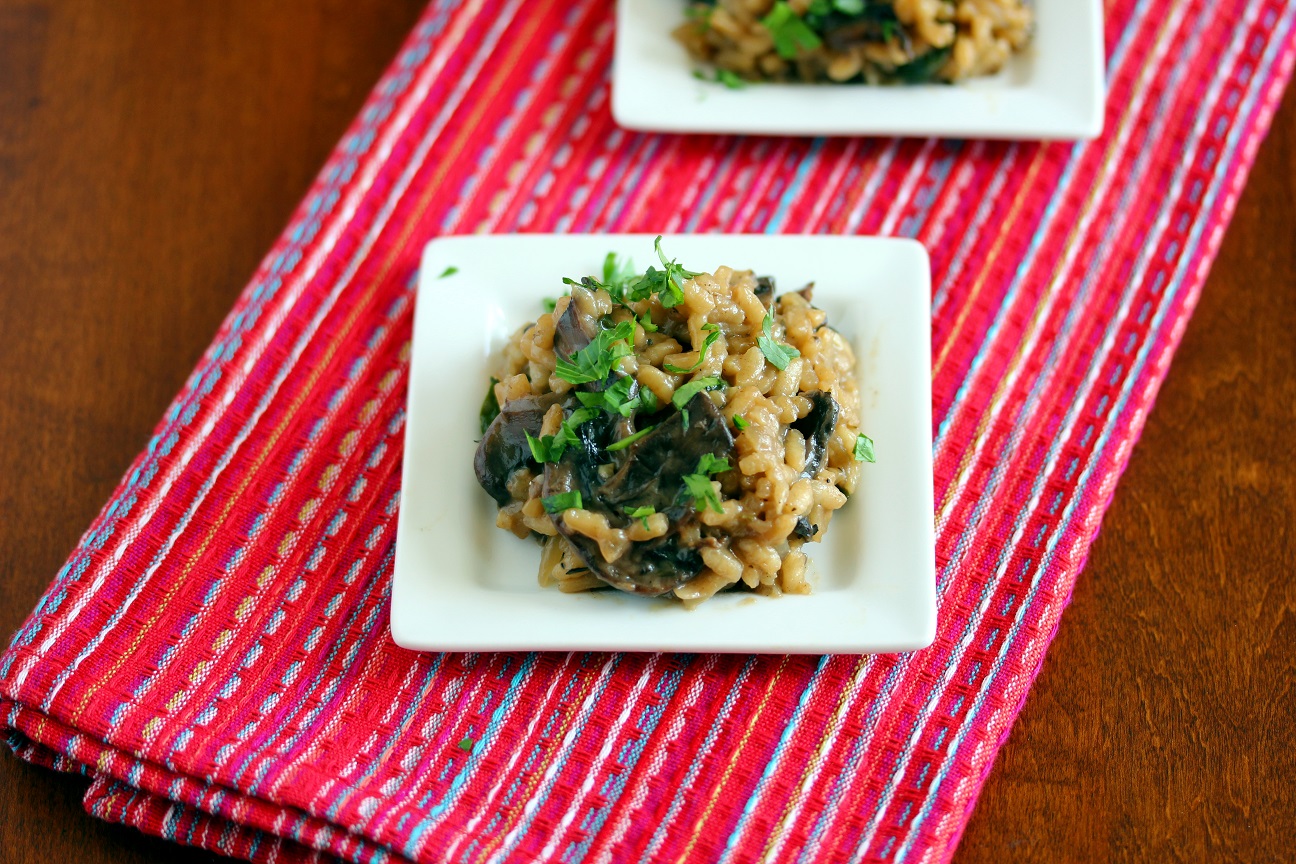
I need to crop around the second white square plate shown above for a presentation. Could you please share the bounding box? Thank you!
[612,0,1105,140]
[391,234,936,654]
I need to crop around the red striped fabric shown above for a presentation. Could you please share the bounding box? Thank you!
[3,2,1293,862]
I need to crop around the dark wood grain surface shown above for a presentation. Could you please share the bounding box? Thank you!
[0,4,1292,863]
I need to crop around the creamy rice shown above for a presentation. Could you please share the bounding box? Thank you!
[674,0,1032,85]
[473,243,872,605]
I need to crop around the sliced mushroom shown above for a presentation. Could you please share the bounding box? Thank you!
[473,392,564,506]
[553,297,594,358]
[544,392,735,596]
[792,391,840,479]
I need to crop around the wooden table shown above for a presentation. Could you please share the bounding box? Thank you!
[1,4,1292,862]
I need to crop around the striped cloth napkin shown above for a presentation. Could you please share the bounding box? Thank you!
[3,1,1293,862]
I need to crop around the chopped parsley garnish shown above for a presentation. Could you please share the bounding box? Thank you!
[603,251,638,300]
[853,433,876,463]
[639,387,659,413]
[732,414,750,431]
[637,313,659,333]
[762,2,823,60]
[554,320,635,384]
[623,505,655,529]
[682,472,724,515]
[671,376,724,411]
[605,424,656,452]
[480,377,500,435]
[664,323,721,374]
[693,68,747,89]
[757,312,801,371]
[438,266,459,279]
[457,736,474,752]
[542,490,583,514]
[576,374,644,418]
[525,407,600,463]
[525,430,551,463]
[681,454,730,514]
[542,296,558,313]
[624,236,699,309]
[697,453,731,476]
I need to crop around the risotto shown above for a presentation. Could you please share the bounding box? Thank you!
[473,239,875,605]
[674,0,1033,85]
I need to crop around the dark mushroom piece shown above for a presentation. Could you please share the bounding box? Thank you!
[755,275,775,308]
[788,391,842,542]
[792,390,840,479]
[473,391,564,506]
[544,391,735,596]
[553,296,594,358]
[596,391,734,518]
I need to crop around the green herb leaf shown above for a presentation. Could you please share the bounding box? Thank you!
[626,237,698,309]
[542,490,583,514]
[576,374,643,418]
[733,414,750,431]
[671,376,725,411]
[757,312,801,370]
[681,472,724,514]
[853,433,876,463]
[527,406,601,464]
[639,387,659,413]
[525,429,552,463]
[694,67,748,89]
[549,406,599,456]
[664,323,722,374]
[605,424,656,452]
[602,252,638,301]
[637,313,659,333]
[480,377,501,435]
[697,453,731,476]
[623,505,655,530]
[457,736,474,752]
[438,265,459,279]
[554,320,635,384]
[542,296,558,313]
[761,2,822,60]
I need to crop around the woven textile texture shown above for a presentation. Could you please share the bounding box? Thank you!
[3,2,1294,862]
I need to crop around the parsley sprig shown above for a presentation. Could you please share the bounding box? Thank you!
[623,505,656,529]
[757,312,801,370]
[664,323,721,374]
[693,68,747,89]
[680,454,731,514]
[542,490,583,514]
[576,375,646,418]
[762,2,822,59]
[525,406,600,464]
[605,424,656,452]
[554,320,635,385]
[671,376,724,411]
[624,236,699,309]
[853,433,876,463]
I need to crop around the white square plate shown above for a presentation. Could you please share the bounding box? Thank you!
[612,0,1105,140]
[391,235,936,654]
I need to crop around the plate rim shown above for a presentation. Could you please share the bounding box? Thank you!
[611,0,1106,140]
[391,233,937,654]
